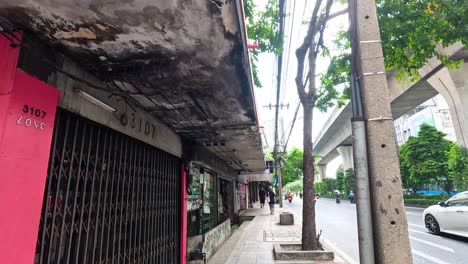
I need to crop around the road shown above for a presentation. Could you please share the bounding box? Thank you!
[285,197,468,264]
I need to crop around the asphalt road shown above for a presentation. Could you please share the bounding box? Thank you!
[285,197,468,264]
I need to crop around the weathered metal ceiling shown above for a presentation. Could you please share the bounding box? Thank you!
[0,0,265,171]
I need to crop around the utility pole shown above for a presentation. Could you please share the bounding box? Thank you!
[273,0,285,208]
[263,103,288,208]
[350,0,413,263]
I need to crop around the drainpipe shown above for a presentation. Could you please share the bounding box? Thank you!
[180,162,188,264]
[350,76,375,264]
[348,2,375,263]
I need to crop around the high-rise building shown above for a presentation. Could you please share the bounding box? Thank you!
[394,94,457,146]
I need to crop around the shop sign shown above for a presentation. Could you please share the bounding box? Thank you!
[118,110,159,139]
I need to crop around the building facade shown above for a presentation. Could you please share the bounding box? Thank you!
[394,94,457,146]
[0,1,269,263]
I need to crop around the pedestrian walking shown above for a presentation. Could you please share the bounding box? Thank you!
[268,188,276,215]
[259,187,266,208]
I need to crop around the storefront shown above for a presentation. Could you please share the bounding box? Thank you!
[186,162,236,260]
[218,176,234,224]
[238,183,249,210]
[187,164,235,236]
[35,109,182,263]
[0,33,184,264]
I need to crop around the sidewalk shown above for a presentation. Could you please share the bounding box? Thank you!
[208,205,348,264]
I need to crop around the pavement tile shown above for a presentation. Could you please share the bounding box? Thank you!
[208,205,347,264]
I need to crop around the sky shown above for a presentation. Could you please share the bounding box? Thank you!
[253,0,349,177]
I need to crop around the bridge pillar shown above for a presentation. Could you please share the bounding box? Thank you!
[428,65,468,148]
[316,164,327,181]
[337,146,354,170]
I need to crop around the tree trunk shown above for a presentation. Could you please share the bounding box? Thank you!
[302,103,317,250]
[437,180,453,197]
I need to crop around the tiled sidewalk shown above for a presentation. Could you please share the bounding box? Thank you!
[208,205,347,264]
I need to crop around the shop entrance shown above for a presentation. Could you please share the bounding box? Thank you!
[218,177,234,224]
[34,109,181,264]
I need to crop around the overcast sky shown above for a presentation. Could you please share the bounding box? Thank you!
[253,0,349,176]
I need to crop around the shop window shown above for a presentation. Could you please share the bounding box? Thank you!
[201,170,217,232]
[187,164,202,237]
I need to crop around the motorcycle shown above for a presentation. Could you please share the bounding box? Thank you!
[350,195,356,204]
[335,196,341,204]
[288,196,293,203]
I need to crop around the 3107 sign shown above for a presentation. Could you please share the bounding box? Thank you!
[16,104,47,130]
[119,112,157,139]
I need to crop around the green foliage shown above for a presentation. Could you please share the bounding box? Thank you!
[314,181,325,194]
[284,179,304,193]
[335,166,345,192]
[281,148,304,187]
[404,193,449,200]
[447,144,468,191]
[318,30,351,112]
[400,143,427,192]
[320,0,468,111]
[377,0,467,81]
[399,123,455,196]
[321,178,337,194]
[344,169,355,195]
[244,0,283,88]
[279,148,322,191]
[403,193,450,206]
[403,198,442,206]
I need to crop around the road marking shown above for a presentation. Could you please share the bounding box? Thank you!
[284,203,359,264]
[409,236,454,252]
[409,228,441,238]
[322,238,359,264]
[408,223,425,229]
[412,249,451,264]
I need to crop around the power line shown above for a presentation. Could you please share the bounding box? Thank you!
[281,0,297,96]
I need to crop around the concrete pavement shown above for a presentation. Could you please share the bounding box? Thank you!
[207,204,348,264]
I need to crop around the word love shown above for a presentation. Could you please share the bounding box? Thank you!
[16,115,46,130]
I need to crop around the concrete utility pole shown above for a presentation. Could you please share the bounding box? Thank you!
[273,0,285,208]
[276,160,283,208]
[350,1,413,263]
[264,103,289,209]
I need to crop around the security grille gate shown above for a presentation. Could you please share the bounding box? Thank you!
[35,109,181,264]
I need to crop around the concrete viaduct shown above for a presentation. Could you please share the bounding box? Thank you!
[314,43,468,180]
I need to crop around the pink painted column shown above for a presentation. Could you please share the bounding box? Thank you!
[0,32,21,141]
[0,33,60,263]
[180,162,188,264]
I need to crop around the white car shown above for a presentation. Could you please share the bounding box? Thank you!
[423,191,468,238]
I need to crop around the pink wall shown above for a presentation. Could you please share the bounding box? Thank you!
[0,33,60,263]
